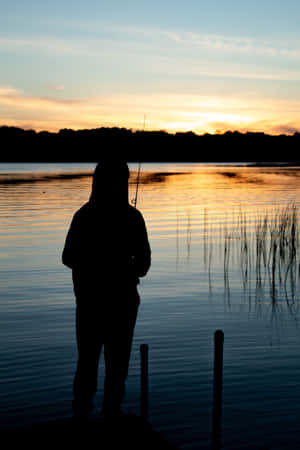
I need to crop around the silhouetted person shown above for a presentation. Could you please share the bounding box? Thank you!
[62,160,151,419]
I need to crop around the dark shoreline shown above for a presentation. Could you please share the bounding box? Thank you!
[1,126,300,164]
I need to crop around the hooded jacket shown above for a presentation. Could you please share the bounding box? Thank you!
[62,162,151,301]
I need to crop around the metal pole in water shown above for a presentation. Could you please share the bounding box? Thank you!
[212,330,224,450]
[140,344,149,421]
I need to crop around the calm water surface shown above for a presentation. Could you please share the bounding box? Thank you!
[0,162,300,449]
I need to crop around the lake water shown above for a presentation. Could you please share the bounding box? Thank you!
[0,162,300,449]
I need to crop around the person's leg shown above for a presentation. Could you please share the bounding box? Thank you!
[73,306,103,416]
[102,297,139,417]
[102,337,133,416]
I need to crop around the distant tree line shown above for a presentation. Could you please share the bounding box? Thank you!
[0,126,299,163]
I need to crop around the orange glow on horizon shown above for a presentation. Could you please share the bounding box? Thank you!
[2,117,299,137]
[1,88,300,136]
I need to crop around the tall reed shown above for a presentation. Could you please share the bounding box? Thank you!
[204,203,300,308]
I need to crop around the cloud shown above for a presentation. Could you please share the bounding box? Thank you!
[0,37,93,57]
[147,56,300,82]
[173,32,300,59]
[0,86,23,96]
[206,119,300,136]
[104,23,300,60]
[2,22,300,61]
[46,84,65,92]
[269,124,300,135]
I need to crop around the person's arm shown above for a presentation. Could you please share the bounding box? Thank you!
[133,211,151,278]
[62,213,78,269]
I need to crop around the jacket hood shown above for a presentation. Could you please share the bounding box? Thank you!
[90,160,130,207]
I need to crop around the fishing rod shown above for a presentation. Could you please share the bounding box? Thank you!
[133,161,142,208]
[133,115,146,208]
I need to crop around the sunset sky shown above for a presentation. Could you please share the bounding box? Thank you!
[1,0,300,135]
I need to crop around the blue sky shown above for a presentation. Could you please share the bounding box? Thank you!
[1,0,300,134]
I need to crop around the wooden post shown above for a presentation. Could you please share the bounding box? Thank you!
[140,344,149,421]
[212,330,224,450]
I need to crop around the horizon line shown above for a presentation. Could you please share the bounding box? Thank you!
[1,124,299,138]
